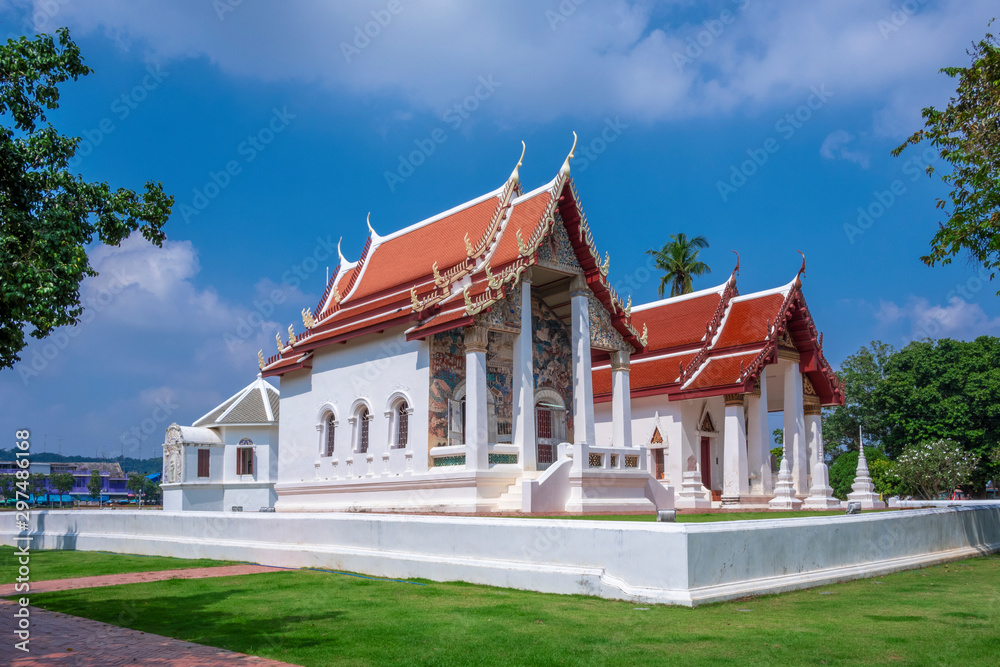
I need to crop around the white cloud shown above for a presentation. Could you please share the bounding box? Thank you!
[820,130,870,168]
[29,0,997,126]
[874,295,1000,342]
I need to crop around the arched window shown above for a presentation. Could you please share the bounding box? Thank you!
[359,407,370,453]
[325,414,336,456]
[396,402,409,448]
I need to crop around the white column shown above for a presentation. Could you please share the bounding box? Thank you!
[610,349,632,449]
[747,376,772,496]
[783,361,807,495]
[722,394,749,504]
[570,275,595,446]
[512,275,536,470]
[805,407,822,473]
[464,325,490,471]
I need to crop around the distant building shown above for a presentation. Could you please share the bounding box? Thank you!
[160,375,279,511]
[0,460,128,502]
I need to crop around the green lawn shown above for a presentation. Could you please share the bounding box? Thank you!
[16,554,1000,666]
[0,546,237,583]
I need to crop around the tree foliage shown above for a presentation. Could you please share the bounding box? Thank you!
[49,471,73,507]
[822,341,894,456]
[892,26,1000,284]
[893,439,978,499]
[86,469,102,502]
[0,29,173,369]
[646,233,711,297]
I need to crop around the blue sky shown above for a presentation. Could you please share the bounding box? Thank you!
[2,0,998,459]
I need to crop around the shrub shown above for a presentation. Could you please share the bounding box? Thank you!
[893,439,978,499]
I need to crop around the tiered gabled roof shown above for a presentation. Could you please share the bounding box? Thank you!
[593,260,844,406]
[193,374,279,427]
[262,138,647,377]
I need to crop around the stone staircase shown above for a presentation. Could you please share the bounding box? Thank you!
[494,470,542,512]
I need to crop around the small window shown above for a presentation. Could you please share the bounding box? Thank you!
[325,414,336,456]
[396,402,409,448]
[237,447,253,476]
[197,449,210,478]
[359,407,370,453]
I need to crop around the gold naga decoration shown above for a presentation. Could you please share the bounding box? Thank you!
[410,286,420,311]
[462,286,474,313]
[516,229,530,256]
[640,323,649,347]
[332,283,343,305]
[464,233,474,257]
[287,324,295,345]
[301,308,317,329]
[432,261,446,287]
[258,350,265,370]
[624,295,632,318]
[485,263,500,290]
[275,332,284,353]
[599,252,610,277]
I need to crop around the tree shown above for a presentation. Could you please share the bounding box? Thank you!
[49,472,74,508]
[892,25,1000,284]
[822,341,894,458]
[87,469,103,507]
[126,473,145,507]
[142,477,161,505]
[0,474,13,501]
[829,447,891,500]
[0,29,173,369]
[875,337,1000,492]
[29,472,47,504]
[646,233,711,297]
[893,439,978,499]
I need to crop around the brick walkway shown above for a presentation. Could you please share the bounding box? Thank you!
[0,566,300,666]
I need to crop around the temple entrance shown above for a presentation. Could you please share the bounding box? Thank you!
[700,436,712,490]
[653,448,665,480]
[534,389,567,470]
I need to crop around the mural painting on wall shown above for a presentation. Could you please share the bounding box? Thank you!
[429,329,465,448]
[532,296,574,438]
[487,331,514,442]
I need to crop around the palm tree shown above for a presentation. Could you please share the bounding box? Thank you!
[647,233,711,297]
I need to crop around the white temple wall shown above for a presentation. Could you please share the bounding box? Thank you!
[276,327,430,487]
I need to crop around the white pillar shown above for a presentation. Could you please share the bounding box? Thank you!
[722,394,749,504]
[610,350,632,448]
[747,376,773,496]
[512,275,536,470]
[464,325,490,471]
[570,275,595,446]
[783,361,807,495]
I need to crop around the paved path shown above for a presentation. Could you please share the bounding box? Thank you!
[0,565,300,666]
[0,564,279,597]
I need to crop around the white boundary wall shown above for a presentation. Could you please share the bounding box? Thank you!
[3,506,998,607]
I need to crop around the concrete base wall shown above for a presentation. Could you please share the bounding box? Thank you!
[3,505,998,606]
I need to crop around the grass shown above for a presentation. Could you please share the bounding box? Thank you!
[15,553,1000,666]
[0,546,238,583]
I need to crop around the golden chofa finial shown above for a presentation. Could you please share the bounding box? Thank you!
[258,350,265,370]
[301,308,316,329]
[287,323,295,345]
[464,233,474,257]
[559,131,577,177]
[336,236,346,264]
[366,212,377,238]
[795,250,806,288]
[275,332,284,353]
[510,140,526,183]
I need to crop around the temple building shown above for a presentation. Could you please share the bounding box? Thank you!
[161,375,280,511]
[167,139,843,514]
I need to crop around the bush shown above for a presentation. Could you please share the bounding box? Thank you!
[893,439,978,499]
